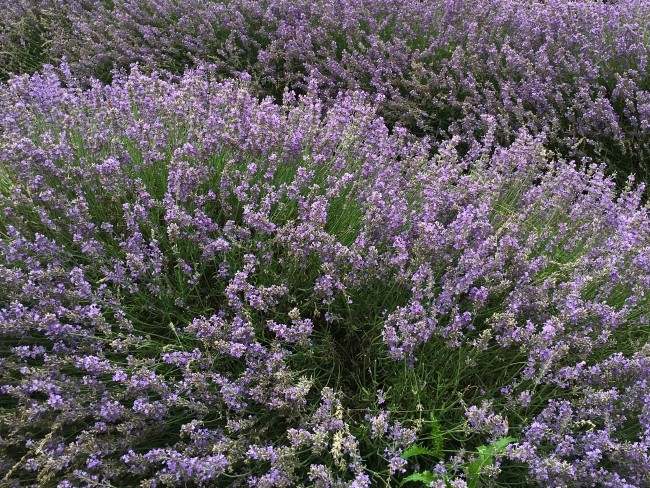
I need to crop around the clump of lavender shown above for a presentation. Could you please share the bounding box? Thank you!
[0,66,649,486]
[508,349,650,486]
[0,65,429,486]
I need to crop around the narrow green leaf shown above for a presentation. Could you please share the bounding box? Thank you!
[429,414,444,458]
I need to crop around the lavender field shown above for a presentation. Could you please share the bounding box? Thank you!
[0,1,649,487]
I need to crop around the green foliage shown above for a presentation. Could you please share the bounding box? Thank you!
[401,470,436,486]
[466,437,516,488]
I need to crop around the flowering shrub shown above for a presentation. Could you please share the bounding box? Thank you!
[2,0,649,184]
[0,66,648,486]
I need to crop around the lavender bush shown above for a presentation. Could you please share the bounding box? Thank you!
[0,65,648,486]
[2,0,649,183]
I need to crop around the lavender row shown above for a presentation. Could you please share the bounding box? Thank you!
[2,0,649,183]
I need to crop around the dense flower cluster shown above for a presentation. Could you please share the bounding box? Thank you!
[2,0,649,183]
[0,64,648,486]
